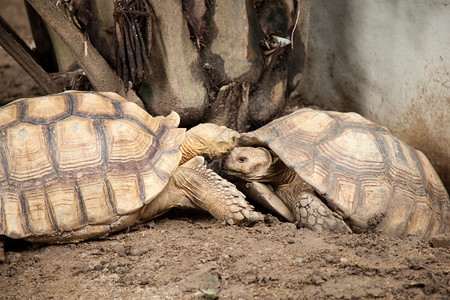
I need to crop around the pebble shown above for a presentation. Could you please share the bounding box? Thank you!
[430,234,450,248]
[324,254,338,264]
[129,248,147,256]
[339,257,353,267]
[93,264,104,271]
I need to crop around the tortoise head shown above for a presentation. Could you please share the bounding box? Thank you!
[180,123,240,164]
[223,147,276,181]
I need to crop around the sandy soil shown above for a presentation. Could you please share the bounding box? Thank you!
[0,2,449,300]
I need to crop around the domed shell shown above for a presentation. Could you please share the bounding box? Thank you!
[240,108,449,238]
[0,91,185,242]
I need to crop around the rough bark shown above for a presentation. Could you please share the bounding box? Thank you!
[26,0,144,108]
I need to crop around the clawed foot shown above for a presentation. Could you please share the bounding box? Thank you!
[176,156,263,226]
[294,192,352,233]
[224,192,264,226]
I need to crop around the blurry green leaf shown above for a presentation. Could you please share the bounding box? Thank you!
[199,274,221,298]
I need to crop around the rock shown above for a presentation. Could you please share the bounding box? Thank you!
[324,254,338,264]
[430,233,450,248]
[339,257,352,267]
[93,264,105,271]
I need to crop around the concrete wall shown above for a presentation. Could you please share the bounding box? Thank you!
[298,0,450,190]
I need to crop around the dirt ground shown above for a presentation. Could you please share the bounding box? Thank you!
[0,2,449,300]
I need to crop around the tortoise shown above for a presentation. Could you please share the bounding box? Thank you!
[0,91,262,261]
[223,108,449,240]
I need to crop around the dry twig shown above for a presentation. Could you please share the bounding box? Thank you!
[113,0,152,89]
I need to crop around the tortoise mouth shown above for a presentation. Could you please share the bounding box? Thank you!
[222,167,244,178]
[222,167,267,183]
[221,164,255,181]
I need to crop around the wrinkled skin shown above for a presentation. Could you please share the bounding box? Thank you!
[223,147,293,184]
[180,123,240,164]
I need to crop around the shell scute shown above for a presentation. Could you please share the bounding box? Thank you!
[1,190,25,238]
[103,118,155,163]
[250,108,337,146]
[328,110,380,128]
[46,179,85,232]
[121,101,157,131]
[0,153,6,183]
[404,199,434,237]
[106,172,142,215]
[73,92,117,116]
[77,174,115,225]
[383,133,423,186]
[325,171,358,215]
[317,128,385,175]
[417,151,448,200]
[25,94,68,121]
[0,103,19,128]
[97,92,129,102]
[159,127,186,151]
[54,116,103,171]
[6,123,54,182]
[153,151,183,178]
[287,109,337,143]
[350,179,390,228]
[297,160,329,194]
[278,140,314,169]
[377,185,415,236]
[22,185,53,236]
[140,168,168,204]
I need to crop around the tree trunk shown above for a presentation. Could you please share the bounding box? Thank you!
[25,0,311,129]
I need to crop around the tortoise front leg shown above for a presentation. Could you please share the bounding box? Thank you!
[294,192,352,234]
[173,156,263,225]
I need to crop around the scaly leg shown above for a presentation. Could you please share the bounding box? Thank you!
[173,156,263,225]
[294,192,352,233]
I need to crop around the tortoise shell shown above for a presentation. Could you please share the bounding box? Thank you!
[240,108,449,238]
[0,91,185,242]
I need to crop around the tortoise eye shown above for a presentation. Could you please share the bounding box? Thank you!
[238,157,247,163]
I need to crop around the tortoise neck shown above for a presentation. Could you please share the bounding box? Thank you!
[264,158,297,186]
[179,139,197,164]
